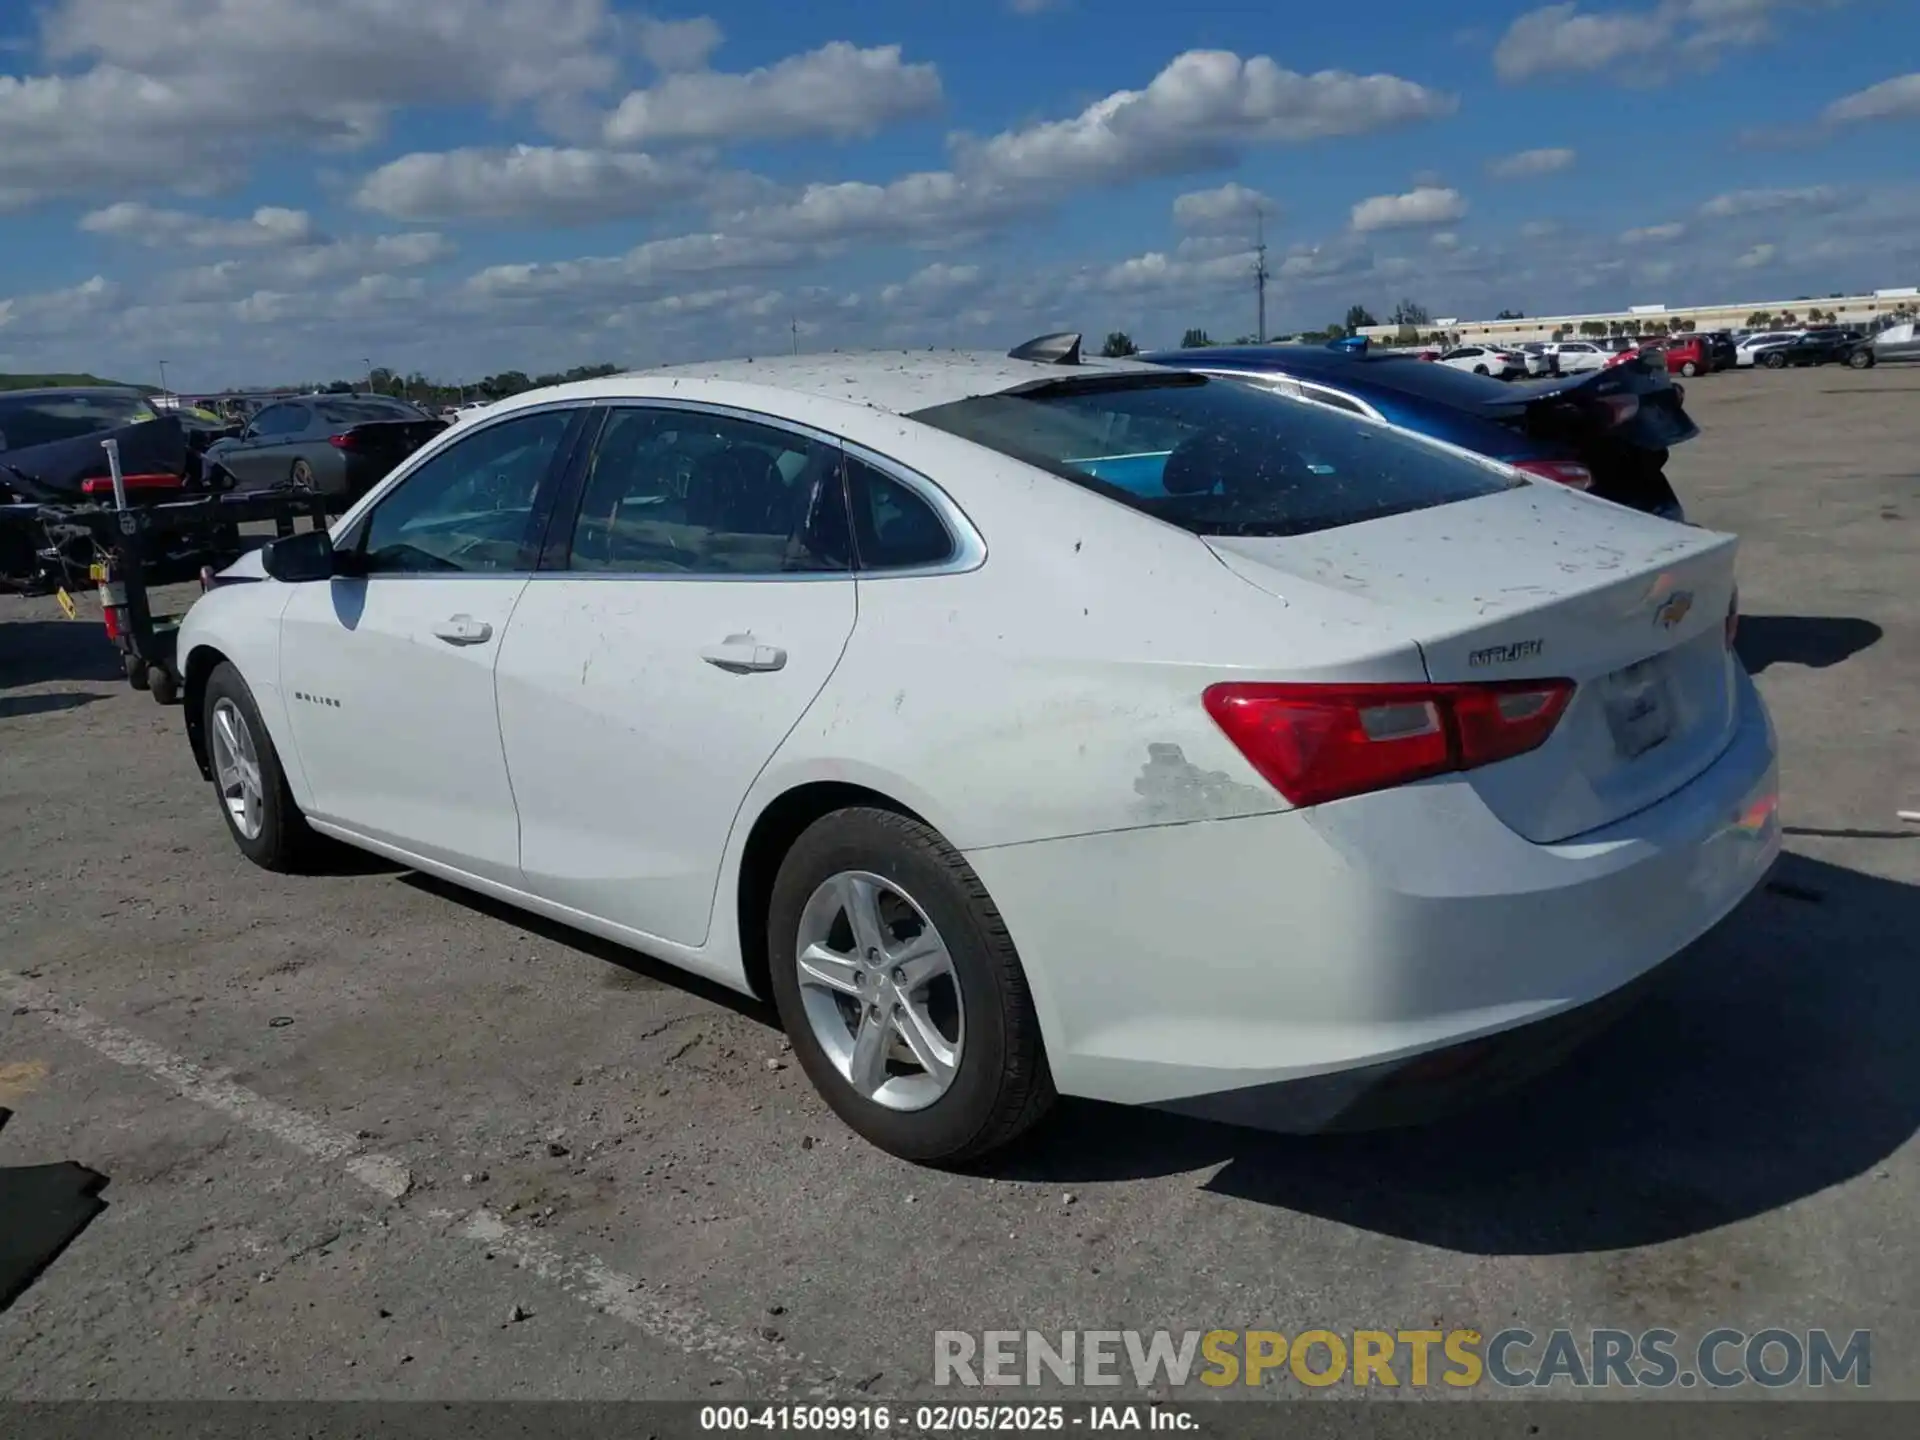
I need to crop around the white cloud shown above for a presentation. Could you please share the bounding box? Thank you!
[603,42,942,147]
[1620,221,1688,243]
[1520,219,1563,240]
[466,233,811,304]
[878,262,985,307]
[1350,185,1467,231]
[1431,231,1461,249]
[165,231,454,301]
[1698,185,1838,217]
[1823,73,1920,125]
[80,201,319,248]
[354,146,713,223]
[1099,247,1258,296]
[1735,242,1778,268]
[1487,146,1575,179]
[956,50,1454,190]
[1172,182,1273,233]
[630,15,724,73]
[0,0,623,206]
[1008,0,1067,12]
[1494,1,1831,83]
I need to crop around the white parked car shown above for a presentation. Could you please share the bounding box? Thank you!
[1734,331,1803,367]
[176,341,1780,1164]
[1435,345,1527,379]
[1543,340,1610,374]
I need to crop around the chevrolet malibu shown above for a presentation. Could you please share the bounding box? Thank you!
[176,339,1780,1165]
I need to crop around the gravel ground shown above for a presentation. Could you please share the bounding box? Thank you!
[2,363,1916,1403]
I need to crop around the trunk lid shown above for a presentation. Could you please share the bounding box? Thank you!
[1493,357,1699,454]
[340,418,446,465]
[1207,485,1741,843]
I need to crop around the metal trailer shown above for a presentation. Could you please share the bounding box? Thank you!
[9,437,328,705]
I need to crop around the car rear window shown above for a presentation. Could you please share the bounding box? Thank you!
[0,391,156,452]
[318,398,428,424]
[910,374,1520,538]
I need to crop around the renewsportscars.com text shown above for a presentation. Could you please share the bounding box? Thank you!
[934,1327,1871,1390]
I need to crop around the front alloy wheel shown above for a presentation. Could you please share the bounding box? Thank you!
[209,696,265,841]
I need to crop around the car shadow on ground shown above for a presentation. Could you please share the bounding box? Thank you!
[1735,615,1882,674]
[0,621,123,689]
[987,852,1920,1255]
[399,871,777,1022]
[0,691,101,720]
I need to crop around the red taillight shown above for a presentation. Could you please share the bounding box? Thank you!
[329,429,362,450]
[1512,459,1594,491]
[79,472,184,496]
[1203,679,1576,808]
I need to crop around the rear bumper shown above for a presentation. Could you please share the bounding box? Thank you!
[967,666,1779,1125]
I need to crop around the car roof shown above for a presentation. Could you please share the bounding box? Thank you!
[606,349,1158,415]
[0,386,148,402]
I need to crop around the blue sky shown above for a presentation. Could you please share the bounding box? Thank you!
[2,0,1916,388]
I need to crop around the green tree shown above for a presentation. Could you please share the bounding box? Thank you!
[1746,311,1775,328]
[1494,308,1525,320]
[1101,332,1140,357]
[1343,304,1378,332]
[1389,298,1431,328]
[1181,328,1213,348]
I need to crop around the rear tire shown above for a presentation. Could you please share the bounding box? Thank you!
[1763,352,1786,369]
[1681,361,1698,377]
[1848,350,1873,370]
[1473,364,1489,375]
[768,807,1055,1166]
[202,661,321,872]
[290,459,316,490]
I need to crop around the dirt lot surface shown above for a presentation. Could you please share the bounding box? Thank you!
[3,363,1916,1402]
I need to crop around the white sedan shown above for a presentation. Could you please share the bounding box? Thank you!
[1543,340,1610,374]
[1434,345,1528,379]
[177,340,1780,1164]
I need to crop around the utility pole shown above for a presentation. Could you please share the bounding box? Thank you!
[1254,207,1271,344]
[158,359,170,399]
[791,314,799,356]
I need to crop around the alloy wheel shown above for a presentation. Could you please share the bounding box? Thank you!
[209,697,265,840]
[793,871,965,1113]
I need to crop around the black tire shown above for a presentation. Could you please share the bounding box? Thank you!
[1681,361,1698,377]
[1763,352,1786,369]
[768,807,1055,1166]
[125,653,151,690]
[1472,364,1489,375]
[290,459,316,490]
[1848,350,1874,369]
[202,661,320,872]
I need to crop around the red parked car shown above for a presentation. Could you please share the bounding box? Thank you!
[1659,336,1713,377]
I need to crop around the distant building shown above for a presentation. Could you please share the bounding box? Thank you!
[1357,286,1919,345]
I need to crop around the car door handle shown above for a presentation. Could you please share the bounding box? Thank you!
[700,636,787,673]
[432,615,493,646]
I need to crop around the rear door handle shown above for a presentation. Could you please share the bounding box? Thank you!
[700,636,787,673]
[432,614,493,646]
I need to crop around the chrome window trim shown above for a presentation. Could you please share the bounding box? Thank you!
[518,396,984,584]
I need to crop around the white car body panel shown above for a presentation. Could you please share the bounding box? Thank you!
[1544,342,1608,374]
[175,351,1780,1121]
[1735,331,1802,366]
[496,573,858,948]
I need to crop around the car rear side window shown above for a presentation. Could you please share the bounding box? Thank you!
[845,456,955,571]
[910,374,1519,539]
[564,406,847,575]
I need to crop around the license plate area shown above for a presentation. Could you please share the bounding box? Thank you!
[1599,657,1675,759]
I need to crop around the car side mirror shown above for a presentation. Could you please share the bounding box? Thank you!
[260,530,338,583]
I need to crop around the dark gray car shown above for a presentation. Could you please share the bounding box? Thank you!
[202,395,445,503]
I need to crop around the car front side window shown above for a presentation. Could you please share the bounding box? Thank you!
[355,409,573,575]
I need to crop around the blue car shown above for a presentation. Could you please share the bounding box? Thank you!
[1142,338,1699,520]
